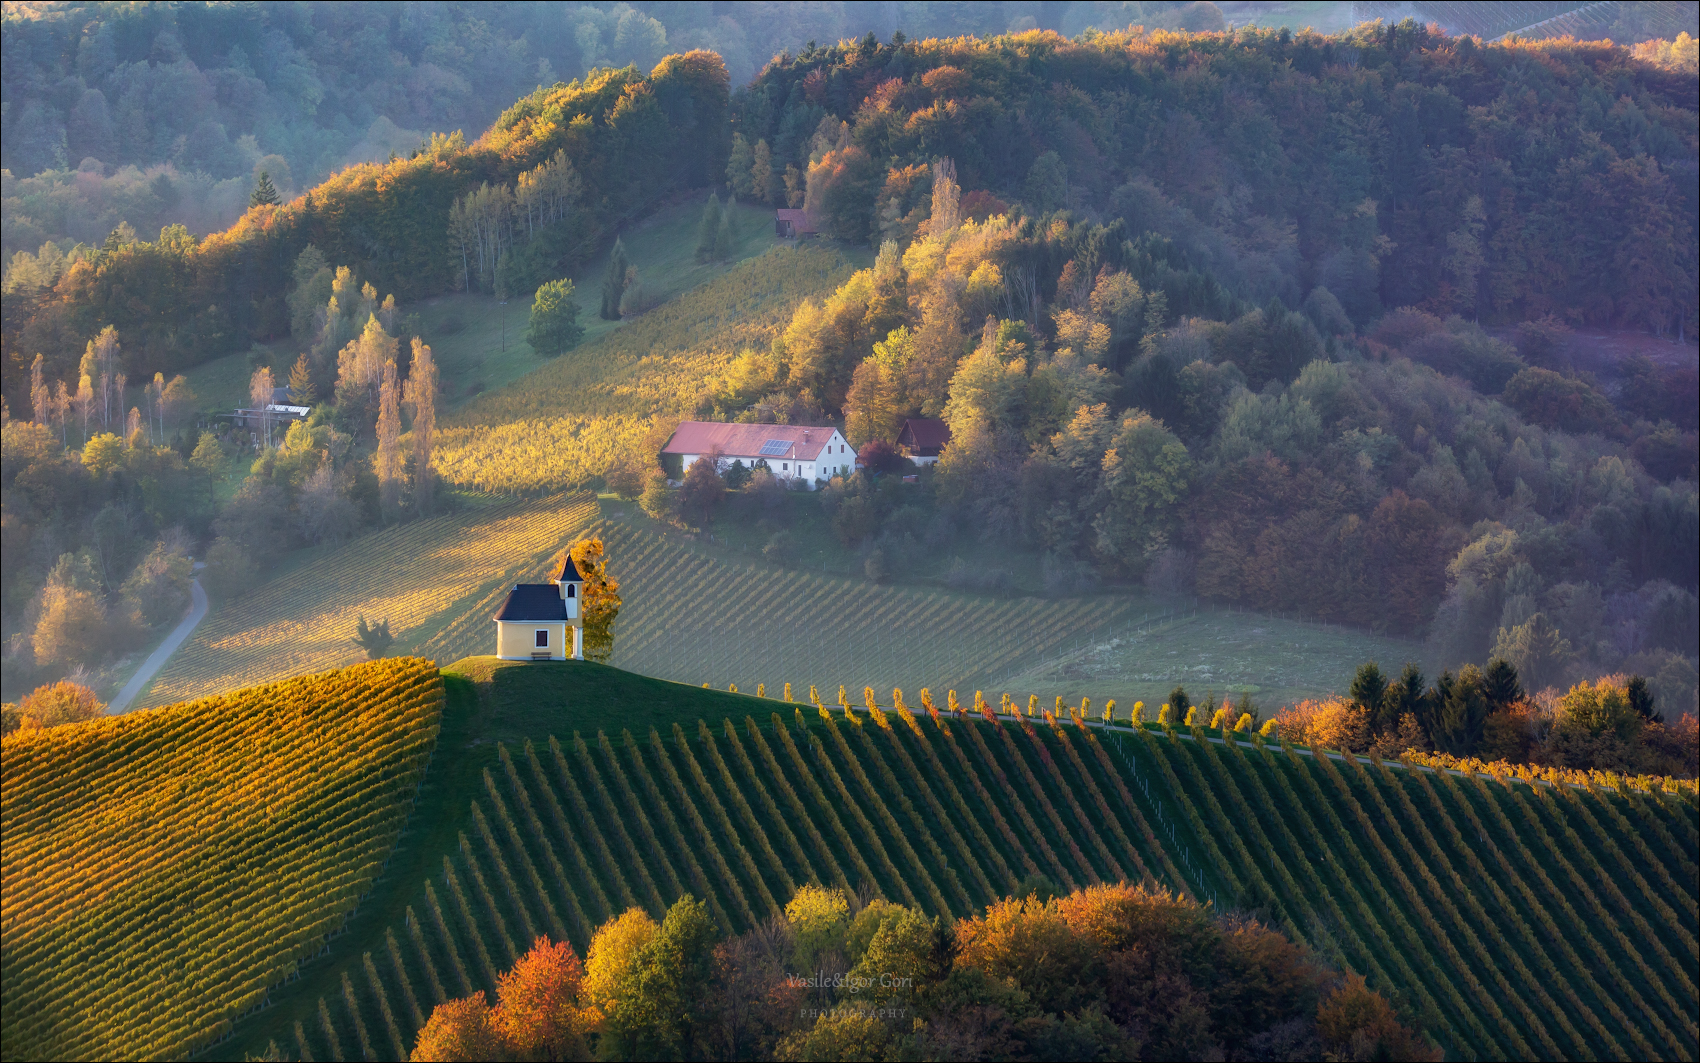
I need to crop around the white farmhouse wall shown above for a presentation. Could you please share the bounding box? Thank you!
[678,429,857,491]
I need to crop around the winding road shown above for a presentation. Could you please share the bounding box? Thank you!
[107,565,208,714]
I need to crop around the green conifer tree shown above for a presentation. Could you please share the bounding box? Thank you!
[600,238,629,321]
[713,200,734,262]
[249,170,281,207]
[696,194,722,262]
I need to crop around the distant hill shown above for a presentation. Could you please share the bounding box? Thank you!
[193,657,1694,1060]
[0,657,442,1060]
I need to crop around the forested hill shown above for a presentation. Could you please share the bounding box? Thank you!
[4,23,1697,404]
[733,23,1697,337]
[2,51,729,389]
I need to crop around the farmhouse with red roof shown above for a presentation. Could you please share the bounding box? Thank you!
[661,421,856,490]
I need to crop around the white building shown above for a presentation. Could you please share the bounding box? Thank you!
[661,422,856,489]
[493,555,584,661]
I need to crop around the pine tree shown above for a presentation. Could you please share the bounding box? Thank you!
[600,238,629,320]
[250,170,281,207]
[288,353,317,407]
[696,194,722,262]
[713,200,734,262]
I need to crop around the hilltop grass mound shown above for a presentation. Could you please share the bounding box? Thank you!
[0,657,443,1061]
[242,660,1695,1062]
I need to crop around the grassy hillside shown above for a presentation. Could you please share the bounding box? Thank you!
[229,660,1696,1062]
[594,511,1420,706]
[218,196,786,417]
[0,658,442,1061]
[431,240,867,494]
[151,486,1418,712]
[136,494,599,709]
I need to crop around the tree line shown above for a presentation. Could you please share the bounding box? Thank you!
[405,882,1433,1062]
[729,23,1696,337]
[2,52,731,411]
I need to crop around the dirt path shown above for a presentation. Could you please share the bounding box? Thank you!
[108,568,208,714]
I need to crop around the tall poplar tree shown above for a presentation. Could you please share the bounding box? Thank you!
[375,358,402,518]
[600,238,629,320]
[404,339,438,515]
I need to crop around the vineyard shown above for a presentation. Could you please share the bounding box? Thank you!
[235,659,1697,1062]
[0,658,443,1062]
[138,494,599,708]
[159,494,1422,713]
[431,241,866,494]
[1352,1,1696,41]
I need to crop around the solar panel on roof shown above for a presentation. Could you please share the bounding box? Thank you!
[758,439,791,456]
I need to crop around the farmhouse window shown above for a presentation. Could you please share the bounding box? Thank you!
[535,629,549,648]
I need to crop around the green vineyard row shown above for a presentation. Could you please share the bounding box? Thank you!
[279,695,1697,1063]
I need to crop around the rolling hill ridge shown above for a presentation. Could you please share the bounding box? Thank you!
[10,658,1689,1060]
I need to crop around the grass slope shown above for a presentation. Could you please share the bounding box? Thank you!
[137,494,599,708]
[173,196,784,433]
[590,506,1419,706]
[157,488,1419,712]
[229,660,1697,1062]
[430,240,867,494]
[0,658,442,1061]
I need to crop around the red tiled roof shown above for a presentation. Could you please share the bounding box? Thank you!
[775,208,819,233]
[661,421,849,462]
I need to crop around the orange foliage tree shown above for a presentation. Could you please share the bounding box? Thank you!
[411,936,593,1062]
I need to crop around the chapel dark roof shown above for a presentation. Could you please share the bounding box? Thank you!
[554,555,583,582]
[494,584,568,622]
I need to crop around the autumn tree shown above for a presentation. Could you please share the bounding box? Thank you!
[585,908,660,1057]
[404,339,438,514]
[495,936,593,1062]
[410,994,506,1062]
[600,238,629,320]
[750,139,775,204]
[8,680,104,734]
[287,354,316,407]
[374,358,402,518]
[568,537,622,664]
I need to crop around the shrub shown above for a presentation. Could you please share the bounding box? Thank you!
[10,680,104,734]
[526,279,586,357]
